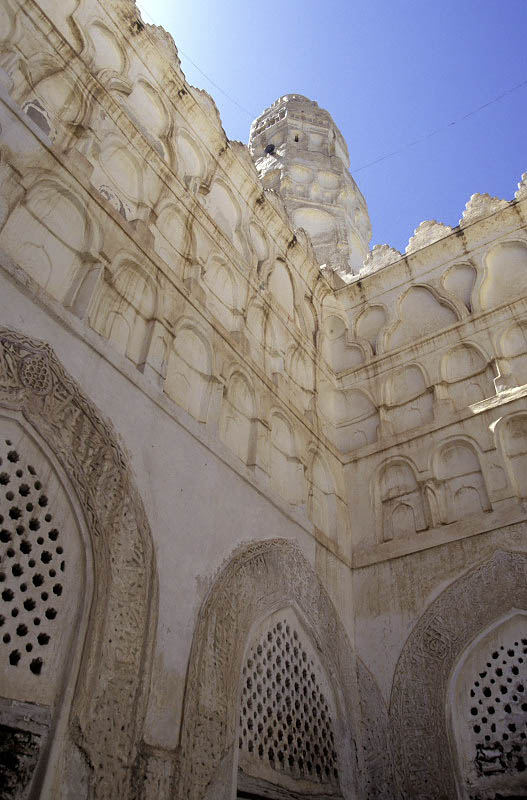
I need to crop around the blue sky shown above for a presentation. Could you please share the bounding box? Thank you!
[140,0,526,252]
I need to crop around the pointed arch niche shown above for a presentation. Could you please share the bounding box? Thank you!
[389,550,527,800]
[177,540,363,800]
[0,328,156,800]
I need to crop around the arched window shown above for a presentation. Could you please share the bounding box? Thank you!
[0,414,88,796]
[449,612,527,799]
[0,330,155,798]
[237,608,342,798]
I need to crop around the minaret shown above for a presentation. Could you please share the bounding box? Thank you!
[249,95,371,275]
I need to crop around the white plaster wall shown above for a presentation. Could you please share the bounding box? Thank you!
[0,267,320,748]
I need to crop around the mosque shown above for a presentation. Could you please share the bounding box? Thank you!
[0,0,527,797]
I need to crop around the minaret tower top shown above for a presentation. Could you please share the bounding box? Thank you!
[249,95,371,275]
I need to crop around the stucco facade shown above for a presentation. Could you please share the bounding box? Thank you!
[0,0,526,798]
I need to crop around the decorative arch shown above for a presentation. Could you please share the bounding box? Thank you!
[298,293,318,346]
[94,132,144,219]
[433,437,491,523]
[383,362,434,434]
[495,411,527,499]
[332,387,379,451]
[248,220,269,270]
[21,52,87,143]
[203,179,241,244]
[441,342,495,408]
[219,367,256,464]
[355,304,387,355]
[384,284,460,351]
[497,318,527,388]
[0,327,157,799]
[268,409,304,505]
[177,539,362,800]
[0,175,99,305]
[287,343,315,395]
[202,254,244,332]
[307,449,339,542]
[153,198,191,268]
[267,260,296,319]
[479,239,527,311]
[321,315,366,372]
[441,262,477,313]
[164,318,214,422]
[175,128,208,191]
[245,294,268,364]
[375,457,428,542]
[389,549,527,800]
[90,256,158,368]
[85,19,129,82]
[124,77,172,161]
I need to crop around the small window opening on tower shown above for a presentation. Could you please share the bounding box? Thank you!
[264,144,275,155]
[294,134,299,142]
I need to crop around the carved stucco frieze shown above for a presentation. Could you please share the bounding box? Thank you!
[356,659,393,799]
[389,547,527,800]
[0,327,157,799]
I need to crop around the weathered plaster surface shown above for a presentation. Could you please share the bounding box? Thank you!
[0,0,526,797]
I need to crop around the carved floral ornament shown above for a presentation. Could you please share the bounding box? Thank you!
[0,327,157,799]
[389,548,527,800]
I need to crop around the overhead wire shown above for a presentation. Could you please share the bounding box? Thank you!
[352,79,527,173]
[135,2,525,175]
[135,1,257,118]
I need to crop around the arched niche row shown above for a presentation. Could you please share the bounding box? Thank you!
[177,539,377,800]
[0,328,157,799]
[389,549,527,800]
